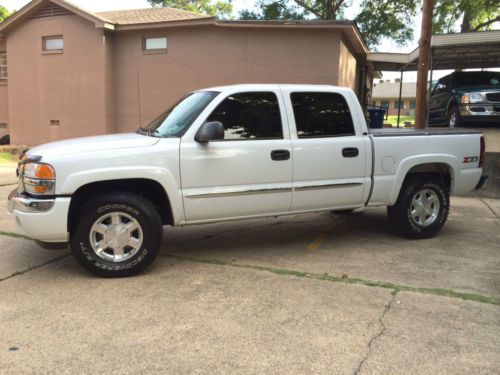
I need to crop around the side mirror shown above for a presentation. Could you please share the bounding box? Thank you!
[436,83,447,91]
[195,121,224,143]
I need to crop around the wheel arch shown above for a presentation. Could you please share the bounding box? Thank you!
[68,178,174,232]
[389,156,457,205]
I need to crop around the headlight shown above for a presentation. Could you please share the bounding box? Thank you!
[461,93,484,104]
[21,162,55,195]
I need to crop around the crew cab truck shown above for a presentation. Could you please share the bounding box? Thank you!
[429,71,500,128]
[8,84,487,277]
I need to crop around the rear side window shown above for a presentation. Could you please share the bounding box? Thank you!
[291,92,355,138]
[206,92,283,140]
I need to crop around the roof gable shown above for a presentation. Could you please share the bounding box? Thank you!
[0,0,113,35]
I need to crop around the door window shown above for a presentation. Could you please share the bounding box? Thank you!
[206,92,283,140]
[291,92,355,138]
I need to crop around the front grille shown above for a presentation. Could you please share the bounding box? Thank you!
[486,93,500,102]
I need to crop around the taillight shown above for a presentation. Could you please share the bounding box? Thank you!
[479,136,486,168]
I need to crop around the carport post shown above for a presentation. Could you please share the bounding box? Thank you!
[397,69,403,128]
[415,0,435,129]
[425,47,435,128]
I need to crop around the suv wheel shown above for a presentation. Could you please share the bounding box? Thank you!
[447,105,461,128]
[70,192,162,277]
[387,174,449,239]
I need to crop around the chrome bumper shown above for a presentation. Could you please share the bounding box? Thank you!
[8,189,55,213]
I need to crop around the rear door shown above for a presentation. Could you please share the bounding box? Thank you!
[281,88,368,211]
[180,89,293,222]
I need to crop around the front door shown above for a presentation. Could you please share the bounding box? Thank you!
[180,90,293,222]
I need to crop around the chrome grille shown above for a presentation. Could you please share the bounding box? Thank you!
[486,93,500,102]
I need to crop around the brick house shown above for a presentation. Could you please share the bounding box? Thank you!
[372,79,417,116]
[0,0,376,146]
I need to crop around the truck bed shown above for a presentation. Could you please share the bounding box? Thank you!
[369,128,481,137]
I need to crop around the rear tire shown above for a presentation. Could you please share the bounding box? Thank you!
[387,174,449,239]
[70,191,162,277]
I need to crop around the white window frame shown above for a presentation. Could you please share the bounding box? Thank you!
[143,37,168,53]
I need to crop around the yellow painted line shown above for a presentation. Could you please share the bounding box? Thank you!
[307,223,333,252]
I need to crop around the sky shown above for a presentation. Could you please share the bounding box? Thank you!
[1,0,489,82]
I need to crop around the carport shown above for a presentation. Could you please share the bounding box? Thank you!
[367,30,500,128]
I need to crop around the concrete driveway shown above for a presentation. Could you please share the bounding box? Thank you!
[0,177,499,373]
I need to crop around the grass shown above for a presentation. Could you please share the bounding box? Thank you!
[0,152,18,164]
[385,115,415,126]
[165,254,500,306]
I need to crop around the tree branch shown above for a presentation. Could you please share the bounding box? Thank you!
[473,15,500,31]
[294,0,323,18]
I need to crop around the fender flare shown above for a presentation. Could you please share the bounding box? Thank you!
[389,154,459,205]
[61,166,185,224]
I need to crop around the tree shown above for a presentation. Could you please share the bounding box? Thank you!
[1,5,12,22]
[239,0,420,48]
[147,0,232,19]
[433,0,500,33]
[239,0,500,49]
[240,0,307,20]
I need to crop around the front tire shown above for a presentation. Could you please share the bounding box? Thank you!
[387,175,449,239]
[70,192,162,277]
[447,105,461,128]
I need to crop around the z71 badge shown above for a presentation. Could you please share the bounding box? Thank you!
[463,156,479,163]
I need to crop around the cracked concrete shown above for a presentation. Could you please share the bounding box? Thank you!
[354,292,398,375]
[0,181,499,373]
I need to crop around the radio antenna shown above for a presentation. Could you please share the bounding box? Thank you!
[137,71,142,127]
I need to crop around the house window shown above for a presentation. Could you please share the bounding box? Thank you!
[394,100,405,109]
[143,37,167,52]
[0,52,6,80]
[380,100,389,109]
[410,100,416,109]
[43,35,64,51]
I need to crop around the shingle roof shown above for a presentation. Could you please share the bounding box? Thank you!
[95,7,213,25]
[372,81,417,99]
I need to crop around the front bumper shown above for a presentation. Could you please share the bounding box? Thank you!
[459,105,500,124]
[8,189,70,242]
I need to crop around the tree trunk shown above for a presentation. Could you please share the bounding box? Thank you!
[461,10,472,32]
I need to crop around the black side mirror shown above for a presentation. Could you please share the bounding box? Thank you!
[195,121,224,143]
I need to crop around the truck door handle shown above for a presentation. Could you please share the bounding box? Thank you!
[271,150,290,161]
[342,147,359,158]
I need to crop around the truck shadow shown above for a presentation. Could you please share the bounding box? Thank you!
[159,208,396,259]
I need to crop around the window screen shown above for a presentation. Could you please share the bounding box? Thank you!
[206,92,283,140]
[144,37,167,51]
[291,92,355,138]
[43,36,64,51]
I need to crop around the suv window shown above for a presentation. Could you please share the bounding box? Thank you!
[206,92,283,140]
[291,92,355,138]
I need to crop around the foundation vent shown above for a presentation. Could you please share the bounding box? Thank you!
[31,3,73,19]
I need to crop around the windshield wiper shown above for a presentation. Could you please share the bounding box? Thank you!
[136,127,160,137]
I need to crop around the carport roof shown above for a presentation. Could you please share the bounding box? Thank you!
[368,30,500,71]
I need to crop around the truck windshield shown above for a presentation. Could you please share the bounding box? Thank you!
[454,72,500,87]
[139,91,219,137]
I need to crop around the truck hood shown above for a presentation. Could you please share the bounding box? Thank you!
[28,133,160,160]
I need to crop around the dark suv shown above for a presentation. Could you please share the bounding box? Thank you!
[428,71,500,127]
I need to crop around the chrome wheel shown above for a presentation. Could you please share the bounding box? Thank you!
[449,111,456,128]
[410,189,440,227]
[89,212,143,262]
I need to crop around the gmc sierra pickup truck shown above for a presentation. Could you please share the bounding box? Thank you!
[8,84,487,277]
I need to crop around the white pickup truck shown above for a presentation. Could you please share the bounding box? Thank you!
[8,84,487,277]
